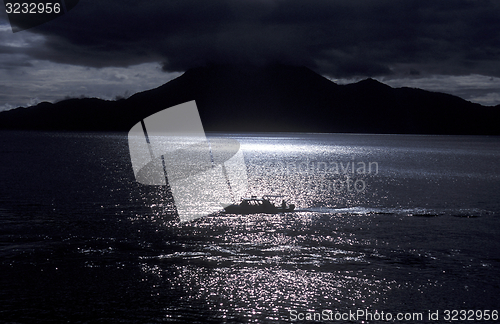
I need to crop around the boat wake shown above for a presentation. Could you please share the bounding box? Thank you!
[294,206,494,218]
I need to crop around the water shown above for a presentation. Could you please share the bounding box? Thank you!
[0,131,499,323]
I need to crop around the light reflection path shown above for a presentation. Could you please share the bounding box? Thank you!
[138,213,393,322]
[130,133,500,322]
[133,133,407,321]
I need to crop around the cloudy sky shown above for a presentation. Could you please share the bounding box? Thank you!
[1,0,500,111]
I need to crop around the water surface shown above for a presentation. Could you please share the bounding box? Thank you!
[0,131,499,323]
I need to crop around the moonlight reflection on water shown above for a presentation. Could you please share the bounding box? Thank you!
[0,131,498,323]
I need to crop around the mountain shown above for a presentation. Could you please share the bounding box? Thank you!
[0,64,499,134]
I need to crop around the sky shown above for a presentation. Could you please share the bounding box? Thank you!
[1,0,500,111]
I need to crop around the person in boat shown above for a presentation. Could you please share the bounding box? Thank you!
[281,200,286,210]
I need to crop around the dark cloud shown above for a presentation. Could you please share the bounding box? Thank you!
[12,0,500,77]
[0,57,33,70]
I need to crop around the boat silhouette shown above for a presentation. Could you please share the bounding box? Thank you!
[223,195,295,214]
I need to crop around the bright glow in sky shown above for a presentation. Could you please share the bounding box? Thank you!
[0,59,180,111]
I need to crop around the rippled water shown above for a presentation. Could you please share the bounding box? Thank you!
[0,131,499,323]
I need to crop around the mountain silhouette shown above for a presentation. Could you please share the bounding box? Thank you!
[0,64,498,134]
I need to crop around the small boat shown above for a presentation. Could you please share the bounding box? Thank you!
[223,196,295,214]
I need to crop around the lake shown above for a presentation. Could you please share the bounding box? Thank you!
[1,131,499,323]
